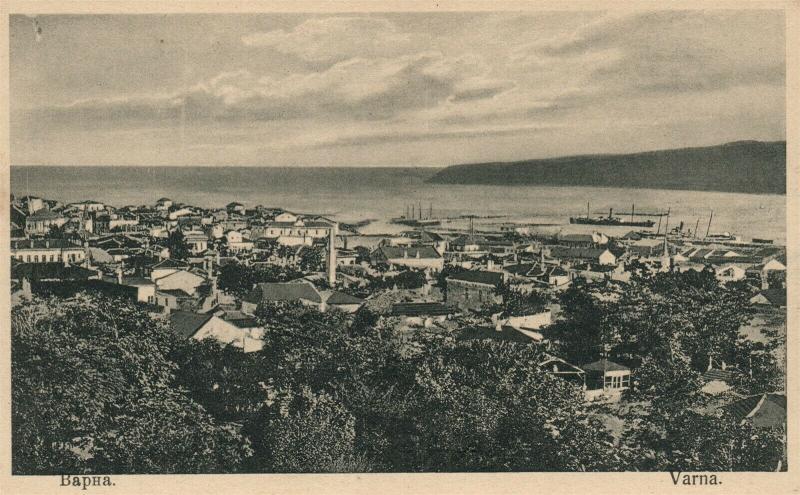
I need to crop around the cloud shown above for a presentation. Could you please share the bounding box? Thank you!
[241,16,415,62]
[517,11,784,101]
[306,123,561,148]
[32,51,515,127]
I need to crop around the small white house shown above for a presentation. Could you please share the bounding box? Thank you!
[275,211,299,223]
[154,269,206,295]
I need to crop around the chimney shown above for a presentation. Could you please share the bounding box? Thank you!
[116,268,123,285]
[327,224,337,286]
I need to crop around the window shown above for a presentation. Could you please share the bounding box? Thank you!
[33,255,39,262]
[604,374,630,390]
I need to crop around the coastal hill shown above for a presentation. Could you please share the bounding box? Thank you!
[427,141,786,194]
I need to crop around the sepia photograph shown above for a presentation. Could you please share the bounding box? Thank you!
[1,3,796,492]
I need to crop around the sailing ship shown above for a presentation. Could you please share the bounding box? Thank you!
[391,202,441,227]
[570,203,656,227]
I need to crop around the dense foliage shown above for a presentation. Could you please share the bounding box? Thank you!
[217,262,303,299]
[166,230,190,260]
[11,268,785,473]
[12,295,252,474]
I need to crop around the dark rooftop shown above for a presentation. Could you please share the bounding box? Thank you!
[447,270,504,286]
[392,302,454,316]
[580,359,629,373]
[169,311,213,339]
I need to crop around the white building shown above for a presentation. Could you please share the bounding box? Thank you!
[11,239,86,264]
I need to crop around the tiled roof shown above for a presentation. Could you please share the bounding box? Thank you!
[27,210,64,220]
[702,369,735,382]
[580,359,629,372]
[325,291,365,305]
[392,302,454,316]
[169,311,214,339]
[12,262,97,281]
[549,247,612,260]
[377,246,442,259]
[122,276,155,286]
[758,289,787,306]
[158,288,193,298]
[245,281,322,304]
[152,258,189,269]
[726,393,786,427]
[447,270,504,286]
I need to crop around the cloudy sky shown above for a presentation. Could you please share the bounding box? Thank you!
[10,11,785,167]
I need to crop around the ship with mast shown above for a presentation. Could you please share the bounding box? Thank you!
[391,201,441,227]
[570,202,657,227]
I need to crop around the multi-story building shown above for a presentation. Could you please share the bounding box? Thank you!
[11,239,86,264]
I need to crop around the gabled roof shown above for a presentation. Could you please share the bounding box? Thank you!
[158,288,193,298]
[757,288,787,306]
[504,263,542,277]
[702,368,735,383]
[580,359,629,373]
[245,281,323,304]
[325,291,365,305]
[169,311,214,339]
[122,276,155,286]
[375,245,442,260]
[26,210,64,220]
[152,258,189,269]
[392,302,454,316]
[550,247,613,260]
[447,270,504,286]
[451,234,488,246]
[220,311,259,328]
[726,393,786,428]
[420,231,445,242]
[538,355,585,374]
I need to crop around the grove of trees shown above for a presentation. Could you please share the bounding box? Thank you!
[11,268,785,474]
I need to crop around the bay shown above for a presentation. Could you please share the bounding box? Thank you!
[10,166,786,244]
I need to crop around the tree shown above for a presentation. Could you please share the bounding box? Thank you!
[548,287,609,365]
[254,390,362,472]
[298,245,325,272]
[498,286,548,317]
[217,263,303,299]
[11,295,252,474]
[166,230,190,260]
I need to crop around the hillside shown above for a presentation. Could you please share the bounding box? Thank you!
[427,141,786,194]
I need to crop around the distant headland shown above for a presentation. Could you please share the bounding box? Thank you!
[427,141,786,195]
